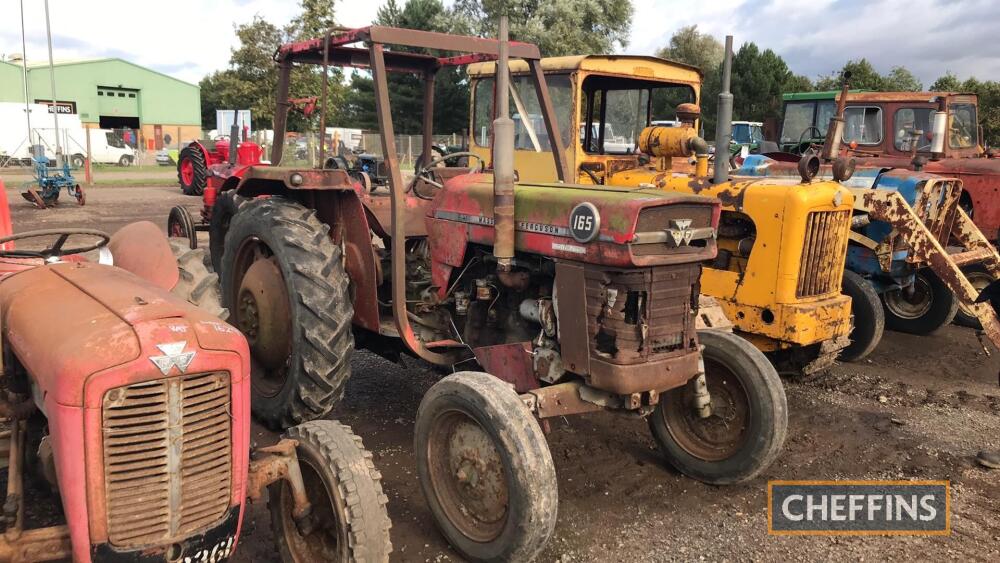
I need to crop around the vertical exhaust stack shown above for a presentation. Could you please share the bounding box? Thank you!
[930,96,947,160]
[713,35,733,185]
[821,71,851,162]
[493,16,516,271]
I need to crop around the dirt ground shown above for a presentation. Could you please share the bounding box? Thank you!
[5,183,998,562]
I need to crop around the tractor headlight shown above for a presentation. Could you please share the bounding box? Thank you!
[290,173,304,186]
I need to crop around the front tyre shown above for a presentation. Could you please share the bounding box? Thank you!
[168,239,227,320]
[882,269,958,335]
[167,205,197,249]
[955,265,993,328]
[839,270,884,362]
[415,372,557,562]
[177,145,208,195]
[208,190,242,274]
[269,421,392,563]
[650,330,787,485]
[221,197,354,429]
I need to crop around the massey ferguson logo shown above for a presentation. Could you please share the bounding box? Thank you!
[149,341,196,375]
[666,219,695,247]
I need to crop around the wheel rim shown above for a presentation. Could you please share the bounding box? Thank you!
[660,358,752,462]
[883,274,933,320]
[180,159,195,185]
[958,271,993,318]
[277,457,346,561]
[426,410,508,543]
[232,239,293,397]
[169,218,185,238]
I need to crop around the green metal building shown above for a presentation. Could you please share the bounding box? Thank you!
[0,57,201,149]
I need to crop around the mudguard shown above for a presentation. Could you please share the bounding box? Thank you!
[108,220,179,290]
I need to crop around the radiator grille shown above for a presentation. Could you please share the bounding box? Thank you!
[585,264,699,364]
[102,372,232,548]
[797,210,851,297]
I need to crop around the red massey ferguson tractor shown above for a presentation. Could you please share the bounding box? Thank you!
[0,181,391,562]
[176,129,264,197]
[203,25,788,562]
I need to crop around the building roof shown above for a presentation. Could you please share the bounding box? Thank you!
[7,57,198,88]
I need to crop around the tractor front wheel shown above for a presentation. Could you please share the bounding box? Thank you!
[649,330,787,485]
[221,197,354,429]
[177,145,208,195]
[839,270,884,362]
[415,372,558,562]
[167,205,197,249]
[882,269,958,335]
[208,190,243,274]
[169,239,227,320]
[955,265,994,328]
[269,421,392,563]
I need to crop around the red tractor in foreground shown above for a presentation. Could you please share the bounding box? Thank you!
[0,181,391,562]
[205,23,787,562]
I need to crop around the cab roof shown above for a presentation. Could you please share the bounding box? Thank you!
[783,90,976,103]
[467,54,702,84]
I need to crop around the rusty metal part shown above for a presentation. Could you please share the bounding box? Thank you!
[102,372,232,548]
[797,210,851,297]
[236,257,292,370]
[492,16,515,271]
[271,59,293,164]
[863,189,1000,354]
[0,525,71,562]
[820,74,851,162]
[496,269,529,290]
[638,126,704,158]
[247,439,314,527]
[695,296,734,332]
[3,421,24,539]
[521,381,603,418]
[425,409,508,542]
[800,335,851,377]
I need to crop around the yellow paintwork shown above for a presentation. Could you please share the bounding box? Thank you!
[468,55,856,353]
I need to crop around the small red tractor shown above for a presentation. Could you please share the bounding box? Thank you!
[0,180,391,562]
[202,23,787,561]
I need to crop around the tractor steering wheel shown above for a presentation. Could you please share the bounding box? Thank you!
[795,126,825,155]
[408,152,485,200]
[0,229,110,259]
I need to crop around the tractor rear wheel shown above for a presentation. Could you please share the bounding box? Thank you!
[955,265,993,328]
[839,270,884,362]
[208,190,242,274]
[177,145,208,196]
[649,330,787,485]
[269,421,392,563]
[221,197,354,429]
[415,372,558,562]
[167,205,197,249]
[882,269,958,335]
[169,239,227,320]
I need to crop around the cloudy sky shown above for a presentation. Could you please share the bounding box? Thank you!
[3,0,997,87]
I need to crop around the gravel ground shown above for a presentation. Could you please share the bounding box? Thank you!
[6,183,998,562]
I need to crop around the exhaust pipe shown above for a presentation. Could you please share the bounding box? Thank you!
[713,36,733,185]
[930,96,947,160]
[821,71,851,162]
[493,16,515,271]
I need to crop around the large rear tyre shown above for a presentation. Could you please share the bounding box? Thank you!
[650,330,787,485]
[177,145,208,196]
[168,238,227,320]
[955,265,993,328]
[269,421,392,563]
[221,197,354,429]
[415,372,557,562]
[839,270,884,362]
[882,269,958,335]
[167,205,197,249]
[208,190,242,274]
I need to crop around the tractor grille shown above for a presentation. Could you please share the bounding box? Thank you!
[585,264,699,364]
[102,372,232,548]
[797,210,851,298]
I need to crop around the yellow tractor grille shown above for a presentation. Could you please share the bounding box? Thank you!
[102,372,232,548]
[797,210,851,298]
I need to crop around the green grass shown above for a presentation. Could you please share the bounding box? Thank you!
[92,177,179,187]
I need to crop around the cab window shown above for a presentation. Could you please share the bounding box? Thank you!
[580,76,695,155]
[843,106,882,145]
[472,74,573,150]
[949,104,977,148]
[780,100,836,144]
[894,108,934,151]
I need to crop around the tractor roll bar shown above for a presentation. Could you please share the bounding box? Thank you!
[269,25,570,366]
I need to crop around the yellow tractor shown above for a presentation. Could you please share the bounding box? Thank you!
[466,40,875,375]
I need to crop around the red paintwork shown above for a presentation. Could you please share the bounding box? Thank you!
[473,343,538,392]
[0,261,250,561]
[180,158,195,185]
[107,221,180,290]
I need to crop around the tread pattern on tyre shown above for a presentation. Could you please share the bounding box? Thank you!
[271,420,392,563]
[178,145,209,196]
[222,198,354,429]
[169,238,228,320]
[208,190,244,274]
[416,372,558,562]
[840,269,884,362]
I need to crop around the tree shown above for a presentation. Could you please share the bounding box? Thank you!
[452,0,633,57]
[655,25,723,76]
[882,66,922,92]
[730,43,794,122]
[930,72,962,92]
